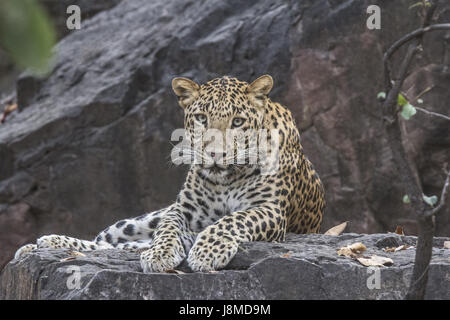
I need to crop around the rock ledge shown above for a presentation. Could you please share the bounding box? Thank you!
[1,233,449,299]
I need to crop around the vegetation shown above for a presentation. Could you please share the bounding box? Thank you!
[379,0,450,299]
[0,0,55,75]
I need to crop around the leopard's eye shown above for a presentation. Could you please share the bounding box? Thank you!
[194,114,207,125]
[231,117,245,128]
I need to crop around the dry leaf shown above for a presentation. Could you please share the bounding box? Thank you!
[337,242,367,258]
[383,244,412,253]
[444,241,450,249]
[69,250,86,257]
[1,103,18,123]
[280,251,293,258]
[394,226,404,235]
[394,245,411,252]
[357,255,393,267]
[324,221,348,236]
[59,257,76,262]
[164,269,185,274]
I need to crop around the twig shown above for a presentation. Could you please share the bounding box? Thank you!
[424,169,450,217]
[383,43,420,124]
[408,263,431,289]
[386,24,450,59]
[422,1,438,28]
[415,106,450,121]
[401,88,450,121]
[383,23,450,90]
[413,86,434,101]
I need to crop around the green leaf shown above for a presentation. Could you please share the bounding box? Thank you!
[397,93,408,107]
[409,1,431,9]
[423,194,438,207]
[402,195,411,204]
[409,2,424,9]
[377,92,386,100]
[0,0,56,74]
[401,103,417,120]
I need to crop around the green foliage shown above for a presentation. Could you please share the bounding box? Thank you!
[403,194,411,204]
[397,93,417,120]
[409,1,431,10]
[397,93,408,107]
[423,194,438,207]
[377,92,386,100]
[0,0,56,74]
[377,92,418,120]
[401,103,417,120]
[402,194,438,206]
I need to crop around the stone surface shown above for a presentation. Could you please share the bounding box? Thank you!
[39,0,123,39]
[1,0,450,270]
[1,233,449,300]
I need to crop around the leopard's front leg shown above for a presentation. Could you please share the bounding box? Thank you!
[140,209,195,273]
[187,206,284,272]
[14,235,106,260]
[14,208,167,259]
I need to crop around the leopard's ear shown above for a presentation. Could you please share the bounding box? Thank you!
[172,77,200,108]
[247,75,273,109]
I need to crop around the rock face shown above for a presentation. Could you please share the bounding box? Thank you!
[1,233,449,300]
[1,0,450,270]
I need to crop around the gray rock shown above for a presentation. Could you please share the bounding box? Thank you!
[1,233,449,299]
[39,0,123,39]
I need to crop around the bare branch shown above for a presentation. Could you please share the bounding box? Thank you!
[383,43,420,124]
[425,169,450,217]
[386,24,450,59]
[401,88,450,121]
[415,106,450,121]
[422,1,438,28]
[383,23,450,90]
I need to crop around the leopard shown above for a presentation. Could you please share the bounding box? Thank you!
[14,75,325,272]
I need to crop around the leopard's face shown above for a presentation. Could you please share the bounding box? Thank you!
[172,76,273,178]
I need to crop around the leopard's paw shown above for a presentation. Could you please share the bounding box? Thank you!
[14,244,37,260]
[140,239,186,273]
[187,233,239,272]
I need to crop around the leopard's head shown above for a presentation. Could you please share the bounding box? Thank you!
[172,75,273,178]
